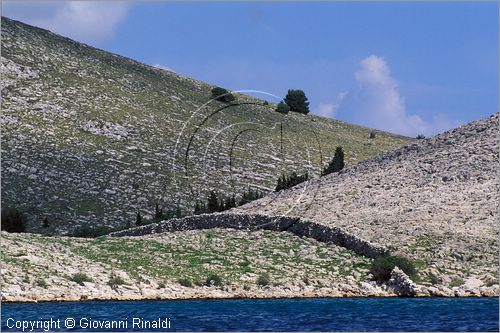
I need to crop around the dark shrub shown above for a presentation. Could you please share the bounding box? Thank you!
[108,274,126,288]
[206,191,221,213]
[42,217,50,228]
[275,171,309,192]
[256,273,270,286]
[178,278,193,287]
[205,274,223,287]
[71,225,112,238]
[369,255,417,281]
[1,208,27,233]
[284,89,310,114]
[211,87,235,103]
[275,101,290,114]
[322,146,345,176]
[416,134,426,140]
[136,211,142,226]
[369,131,376,139]
[71,272,93,285]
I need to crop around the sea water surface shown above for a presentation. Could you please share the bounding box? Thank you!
[2,298,498,332]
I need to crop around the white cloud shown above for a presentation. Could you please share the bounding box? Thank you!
[3,1,130,44]
[314,103,335,118]
[314,91,347,118]
[153,64,175,73]
[335,55,460,137]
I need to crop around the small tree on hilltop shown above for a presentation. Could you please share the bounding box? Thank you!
[136,211,143,226]
[211,87,235,103]
[284,89,310,114]
[276,101,290,114]
[155,203,163,219]
[207,191,220,213]
[322,146,345,176]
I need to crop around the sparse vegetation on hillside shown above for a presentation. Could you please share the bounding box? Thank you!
[275,171,309,192]
[1,17,410,234]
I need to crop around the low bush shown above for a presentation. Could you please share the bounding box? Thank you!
[369,255,417,281]
[211,87,235,103]
[108,274,126,288]
[36,278,48,288]
[256,273,270,286]
[1,208,27,233]
[275,171,309,192]
[71,225,112,238]
[178,278,193,288]
[449,277,465,288]
[70,272,93,285]
[205,274,223,287]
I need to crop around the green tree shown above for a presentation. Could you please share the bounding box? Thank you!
[275,101,290,114]
[154,203,163,219]
[175,206,182,218]
[136,211,143,226]
[284,89,310,114]
[207,191,220,213]
[1,208,27,233]
[322,146,345,176]
[211,87,235,103]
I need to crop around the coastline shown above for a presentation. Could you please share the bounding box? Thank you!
[3,283,498,303]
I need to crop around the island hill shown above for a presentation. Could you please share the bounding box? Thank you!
[1,17,498,302]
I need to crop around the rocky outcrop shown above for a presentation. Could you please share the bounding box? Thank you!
[109,213,390,258]
[387,266,417,296]
[236,114,499,283]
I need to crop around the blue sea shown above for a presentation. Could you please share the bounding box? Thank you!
[2,298,498,332]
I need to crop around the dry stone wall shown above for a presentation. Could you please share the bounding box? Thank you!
[109,213,390,258]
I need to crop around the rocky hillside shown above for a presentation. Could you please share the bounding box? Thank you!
[0,17,409,233]
[236,114,499,284]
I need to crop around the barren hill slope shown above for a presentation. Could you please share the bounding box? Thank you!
[0,17,409,233]
[236,114,499,280]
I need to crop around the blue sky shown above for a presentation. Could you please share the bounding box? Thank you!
[3,1,498,136]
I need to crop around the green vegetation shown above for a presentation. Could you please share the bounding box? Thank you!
[275,171,309,192]
[276,101,290,114]
[257,272,271,286]
[71,225,115,238]
[369,255,417,281]
[284,89,310,114]
[205,274,223,287]
[211,87,236,103]
[36,278,48,288]
[322,146,345,176]
[1,230,376,291]
[416,134,426,140]
[194,188,264,214]
[178,278,193,287]
[108,274,127,288]
[70,272,93,285]
[449,277,465,287]
[1,208,27,233]
[136,212,143,226]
